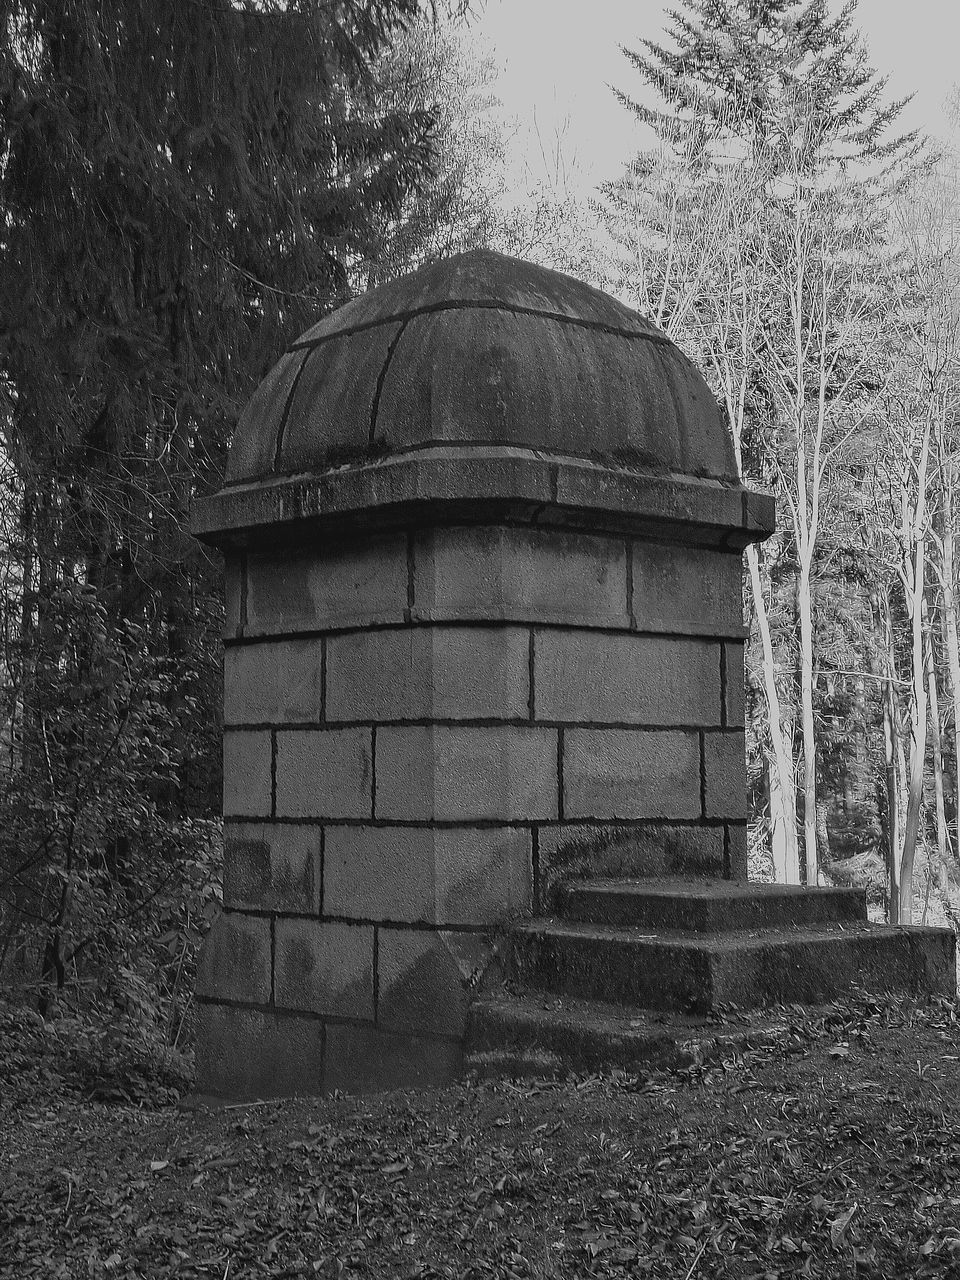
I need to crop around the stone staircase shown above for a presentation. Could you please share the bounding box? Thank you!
[466,878,956,1078]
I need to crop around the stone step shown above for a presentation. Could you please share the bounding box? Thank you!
[557,876,866,932]
[465,991,794,1078]
[508,918,956,1015]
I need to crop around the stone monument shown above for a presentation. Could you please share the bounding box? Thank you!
[191,249,954,1099]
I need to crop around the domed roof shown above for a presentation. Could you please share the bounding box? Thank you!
[225,249,737,486]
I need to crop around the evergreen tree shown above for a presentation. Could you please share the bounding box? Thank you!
[0,0,441,1014]
[618,0,921,177]
[607,0,921,887]
[359,14,508,286]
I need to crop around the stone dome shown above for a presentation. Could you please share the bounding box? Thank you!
[225,249,737,486]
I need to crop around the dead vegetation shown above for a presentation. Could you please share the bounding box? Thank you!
[3,993,960,1278]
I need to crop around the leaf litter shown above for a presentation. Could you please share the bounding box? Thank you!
[3,992,960,1278]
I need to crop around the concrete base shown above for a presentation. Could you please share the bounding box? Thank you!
[466,992,798,1078]
[468,877,956,1074]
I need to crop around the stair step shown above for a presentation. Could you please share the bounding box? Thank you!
[558,877,866,931]
[465,991,793,1077]
[508,919,955,1015]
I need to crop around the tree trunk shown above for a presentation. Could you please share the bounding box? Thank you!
[797,547,818,884]
[900,541,928,925]
[898,416,932,925]
[874,589,903,917]
[746,542,800,882]
[939,462,960,854]
[924,598,955,897]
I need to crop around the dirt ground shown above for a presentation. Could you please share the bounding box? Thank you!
[3,994,960,1280]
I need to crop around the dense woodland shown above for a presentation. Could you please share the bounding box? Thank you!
[1,0,958,1071]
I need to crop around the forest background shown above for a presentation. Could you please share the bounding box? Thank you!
[1,0,957,1089]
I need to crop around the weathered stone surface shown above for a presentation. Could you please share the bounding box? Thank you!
[323,1024,463,1094]
[632,541,744,636]
[195,1004,324,1100]
[413,526,629,629]
[562,729,701,819]
[224,639,324,725]
[374,307,730,478]
[325,626,529,722]
[275,728,372,819]
[375,725,558,821]
[535,632,720,725]
[509,919,957,1014]
[195,450,768,550]
[559,878,867,932]
[538,824,725,906]
[323,826,532,924]
[466,991,777,1077]
[294,249,662,345]
[223,823,321,913]
[552,465,742,541]
[727,822,748,879]
[280,324,403,472]
[245,535,407,636]
[195,249,786,1101]
[377,929,488,1037]
[196,912,271,1004]
[226,348,307,484]
[224,555,243,639]
[434,827,533,925]
[704,731,748,819]
[249,251,734,481]
[222,731,272,818]
[323,826,434,923]
[723,642,746,728]
[274,919,374,1018]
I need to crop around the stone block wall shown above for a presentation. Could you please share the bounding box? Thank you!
[198,522,748,1098]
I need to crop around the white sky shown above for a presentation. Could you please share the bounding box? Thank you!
[465,0,959,199]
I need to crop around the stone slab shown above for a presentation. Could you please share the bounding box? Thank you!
[274,918,374,1019]
[224,555,243,639]
[244,534,407,636]
[558,878,867,931]
[323,825,532,924]
[279,323,403,472]
[704,731,748,819]
[562,729,701,819]
[535,631,721,725]
[376,928,484,1037]
[195,911,271,1005]
[434,827,533,925]
[508,919,957,1014]
[466,991,793,1077]
[412,525,629,628]
[375,725,558,821]
[193,450,774,551]
[632,541,744,636]
[195,1004,325,1100]
[727,822,748,879]
[325,625,529,722]
[222,731,272,818]
[537,824,726,908]
[374,308,730,477]
[226,348,307,484]
[275,728,372,819]
[723,641,746,728]
[293,249,660,344]
[223,822,321,913]
[224,639,324,725]
[323,1023,463,1094]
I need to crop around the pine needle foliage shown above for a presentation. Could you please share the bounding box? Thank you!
[617,0,922,180]
[0,0,444,1021]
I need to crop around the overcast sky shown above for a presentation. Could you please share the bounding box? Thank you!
[465,0,958,198]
